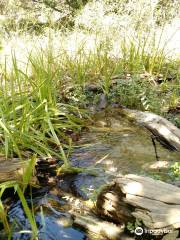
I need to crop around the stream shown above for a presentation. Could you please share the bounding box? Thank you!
[1,109,179,240]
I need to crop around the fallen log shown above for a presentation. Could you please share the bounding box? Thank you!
[0,157,30,183]
[96,174,180,233]
[121,109,180,151]
[0,157,61,184]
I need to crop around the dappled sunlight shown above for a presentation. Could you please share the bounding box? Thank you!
[157,125,180,142]
[0,16,179,74]
[143,160,171,170]
[64,31,98,57]
[97,173,180,235]
[85,219,121,236]
[74,214,123,238]
[123,181,143,195]
[75,1,122,33]
[166,208,180,225]
[94,154,109,165]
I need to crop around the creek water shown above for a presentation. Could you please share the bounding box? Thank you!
[2,109,180,240]
[67,109,179,199]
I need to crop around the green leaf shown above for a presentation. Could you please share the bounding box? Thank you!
[16,186,38,238]
[22,155,37,192]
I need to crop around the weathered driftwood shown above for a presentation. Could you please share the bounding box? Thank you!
[96,174,180,232]
[0,157,59,184]
[0,158,30,183]
[50,187,126,240]
[121,109,180,151]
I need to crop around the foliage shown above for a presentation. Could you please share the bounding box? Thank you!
[0,0,179,35]
[155,0,180,25]
[0,0,89,34]
[169,162,180,180]
[110,77,160,112]
[126,219,143,234]
[75,0,180,33]
[59,33,179,114]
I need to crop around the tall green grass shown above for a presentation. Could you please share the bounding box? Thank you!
[0,48,84,160]
[0,46,86,238]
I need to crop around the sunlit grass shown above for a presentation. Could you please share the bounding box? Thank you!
[0,47,84,160]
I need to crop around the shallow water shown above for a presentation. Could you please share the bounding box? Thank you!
[4,109,180,239]
[68,109,180,198]
[5,193,87,240]
[80,110,179,169]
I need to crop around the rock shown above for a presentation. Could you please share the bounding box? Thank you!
[98,94,108,110]
[172,181,180,188]
[56,216,73,228]
[142,161,171,170]
[84,84,101,92]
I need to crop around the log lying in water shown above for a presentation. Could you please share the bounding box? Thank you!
[0,157,61,184]
[121,109,180,151]
[0,157,30,183]
[96,174,180,232]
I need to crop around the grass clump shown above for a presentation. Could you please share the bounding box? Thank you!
[0,48,84,160]
[0,45,87,236]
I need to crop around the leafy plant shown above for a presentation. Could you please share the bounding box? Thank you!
[126,219,143,234]
[169,162,180,180]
